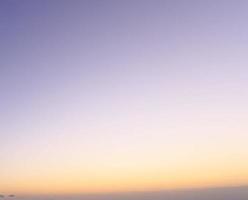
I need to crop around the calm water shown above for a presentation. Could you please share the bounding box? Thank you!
[10,186,248,200]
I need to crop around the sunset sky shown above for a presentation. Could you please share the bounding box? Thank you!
[1,0,248,195]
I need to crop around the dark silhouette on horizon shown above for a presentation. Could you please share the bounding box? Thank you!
[0,195,15,198]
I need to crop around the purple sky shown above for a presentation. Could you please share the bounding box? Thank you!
[1,0,248,195]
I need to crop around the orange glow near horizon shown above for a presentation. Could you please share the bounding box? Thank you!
[2,120,248,195]
[2,149,248,195]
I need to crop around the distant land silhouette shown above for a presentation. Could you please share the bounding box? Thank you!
[0,195,15,198]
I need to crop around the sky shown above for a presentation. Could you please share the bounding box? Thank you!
[1,0,248,195]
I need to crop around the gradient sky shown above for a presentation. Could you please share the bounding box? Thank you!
[1,0,248,195]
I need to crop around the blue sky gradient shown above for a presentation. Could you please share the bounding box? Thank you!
[1,0,248,195]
